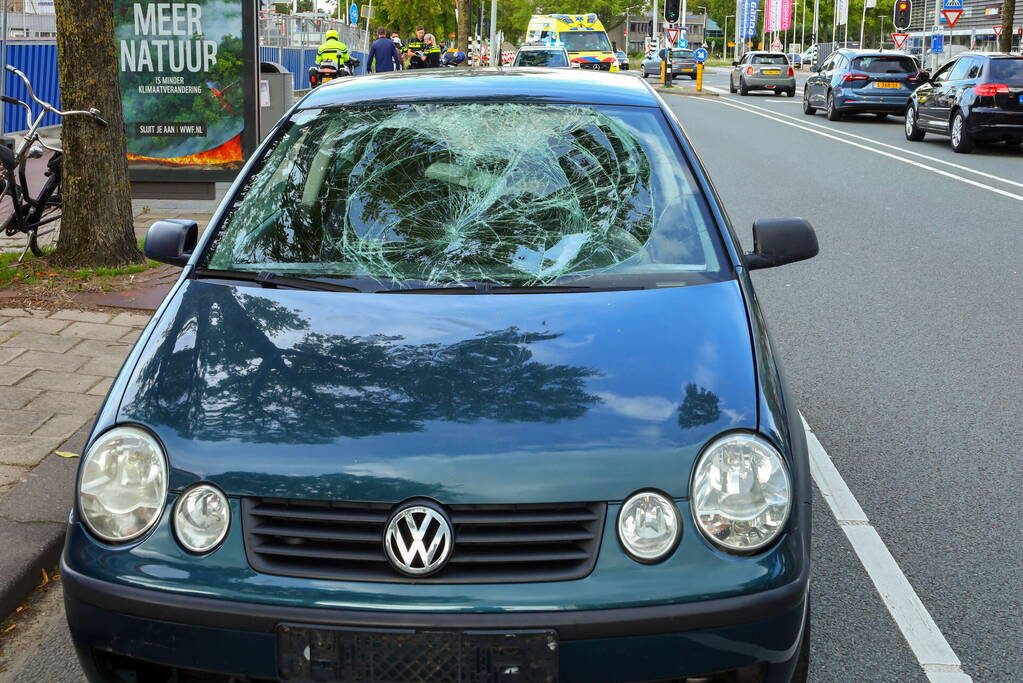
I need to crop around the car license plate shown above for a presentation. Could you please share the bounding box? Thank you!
[763,69,780,75]
[680,67,693,72]
[876,82,900,88]
[277,624,558,682]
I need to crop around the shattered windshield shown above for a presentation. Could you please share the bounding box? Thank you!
[203,103,726,288]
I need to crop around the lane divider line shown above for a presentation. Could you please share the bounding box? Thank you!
[802,415,973,683]
[690,94,1023,201]
[703,87,1023,192]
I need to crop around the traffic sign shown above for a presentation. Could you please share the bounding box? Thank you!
[931,33,943,53]
[771,40,782,50]
[694,47,708,62]
[678,38,689,48]
[665,27,681,45]
[891,32,909,48]
[349,2,358,24]
[993,25,1003,36]
[942,0,961,6]
[941,9,962,28]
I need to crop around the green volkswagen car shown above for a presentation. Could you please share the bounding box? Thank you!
[63,68,817,682]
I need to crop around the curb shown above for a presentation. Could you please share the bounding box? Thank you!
[0,426,88,621]
[655,87,720,97]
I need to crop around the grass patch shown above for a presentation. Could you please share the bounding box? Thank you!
[0,246,158,291]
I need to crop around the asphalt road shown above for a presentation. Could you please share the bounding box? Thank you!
[655,66,1021,681]
[1,67,1020,683]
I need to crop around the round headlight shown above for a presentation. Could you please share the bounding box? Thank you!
[173,484,230,553]
[617,490,681,563]
[79,426,168,543]
[691,433,791,553]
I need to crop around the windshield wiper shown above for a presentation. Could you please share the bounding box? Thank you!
[379,282,595,294]
[193,268,363,293]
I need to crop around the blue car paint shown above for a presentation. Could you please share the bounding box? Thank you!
[64,69,811,682]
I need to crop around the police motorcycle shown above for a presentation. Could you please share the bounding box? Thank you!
[308,57,360,88]
[440,51,466,67]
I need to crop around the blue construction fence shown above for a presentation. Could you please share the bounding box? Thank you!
[259,45,369,90]
[0,42,369,134]
[2,42,61,135]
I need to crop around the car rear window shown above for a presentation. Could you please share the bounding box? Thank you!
[752,54,788,64]
[852,56,917,73]
[988,58,1023,84]
[673,49,695,58]
[515,50,568,67]
[203,103,728,289]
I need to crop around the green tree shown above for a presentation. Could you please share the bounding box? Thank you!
[51,0,141,268]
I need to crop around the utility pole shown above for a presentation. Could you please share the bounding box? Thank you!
[812,0,818,56]
[653,0,660,56]
[724,14,733,57]
[489,0,497,66]
[932,0,940,70]
[0,0,7,140]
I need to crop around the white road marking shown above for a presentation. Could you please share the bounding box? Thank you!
[689,93,1023,201]
[705,89,1023,192]
[802,416,973,683]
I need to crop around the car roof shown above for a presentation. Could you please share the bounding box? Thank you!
[953,51,1021,58]
[517,44,566,50]
[839,49,912,55]
[299,68,660,108]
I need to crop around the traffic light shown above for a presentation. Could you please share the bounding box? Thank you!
[893,0,911,30]
[663,0,681,24]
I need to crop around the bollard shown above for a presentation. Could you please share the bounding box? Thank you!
[696,62,703,92]
[660,58,666,84]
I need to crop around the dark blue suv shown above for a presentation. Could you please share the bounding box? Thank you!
[804,49,924,121]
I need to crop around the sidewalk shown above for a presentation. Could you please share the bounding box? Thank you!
[0,191,223,622]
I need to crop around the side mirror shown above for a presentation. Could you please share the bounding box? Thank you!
[144,219,198,267]
[744,218,819,270]
[917,70,930,82]
[731,61,738,66]
[809,64,820,72]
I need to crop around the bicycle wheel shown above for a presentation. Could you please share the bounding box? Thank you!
[27,169,62,257]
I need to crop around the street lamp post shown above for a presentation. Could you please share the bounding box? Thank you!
[724,14,734,57]
[697,5,707,48]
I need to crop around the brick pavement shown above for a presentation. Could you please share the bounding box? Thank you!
[0,307,151,491]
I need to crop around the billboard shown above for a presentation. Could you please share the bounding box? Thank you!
[115,1,257,181]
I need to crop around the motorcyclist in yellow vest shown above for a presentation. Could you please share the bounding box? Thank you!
[316,29,349,66]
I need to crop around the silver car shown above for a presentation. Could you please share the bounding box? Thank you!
[641,48,699,80]
[512,45,575,68]
[730,51,796,96]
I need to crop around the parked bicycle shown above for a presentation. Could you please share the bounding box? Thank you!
[0,64,107,259]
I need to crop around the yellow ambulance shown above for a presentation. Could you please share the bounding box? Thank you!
[525,14,620,72]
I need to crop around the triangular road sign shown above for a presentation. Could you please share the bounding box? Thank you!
[941,9,962,28]
[993,25,1003,36]
[891,32,909,48]
[666,27,680,45]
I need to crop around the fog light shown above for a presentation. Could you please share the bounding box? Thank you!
[173,484,230,553]
[617,490,680,563]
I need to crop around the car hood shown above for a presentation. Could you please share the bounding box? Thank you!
[117,279,757,503]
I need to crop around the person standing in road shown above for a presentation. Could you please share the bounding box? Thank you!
[422,34,442,68]
[405,26,427,69]
[367,26,402,73]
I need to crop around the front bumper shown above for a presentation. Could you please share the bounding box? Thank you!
[64,559,808,682]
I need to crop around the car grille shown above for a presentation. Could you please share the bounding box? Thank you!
[242,498,606,583]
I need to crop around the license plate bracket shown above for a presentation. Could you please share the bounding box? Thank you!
[277,624,558,682]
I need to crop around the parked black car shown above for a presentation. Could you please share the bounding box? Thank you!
[804,49,924,121]
[905,52,1023,153]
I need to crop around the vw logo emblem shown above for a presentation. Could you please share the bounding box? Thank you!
[383,503,453,577]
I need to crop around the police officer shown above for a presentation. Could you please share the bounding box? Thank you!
[422,33,442,68]
[316,29,350,67]
[405,26,427,69]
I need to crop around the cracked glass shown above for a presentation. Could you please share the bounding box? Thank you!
[204,103,726,289]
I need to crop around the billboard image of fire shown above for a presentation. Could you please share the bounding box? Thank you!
[116,1,246,171]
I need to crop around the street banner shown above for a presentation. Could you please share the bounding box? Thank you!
[739,0,760,38]
[116,0,258,182]
[765,0,792,32]
[836,0,849,26]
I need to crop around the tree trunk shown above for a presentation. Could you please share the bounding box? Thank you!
[457,0,470,53]
[1000,0,1016,52]
[51,0,141,267]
